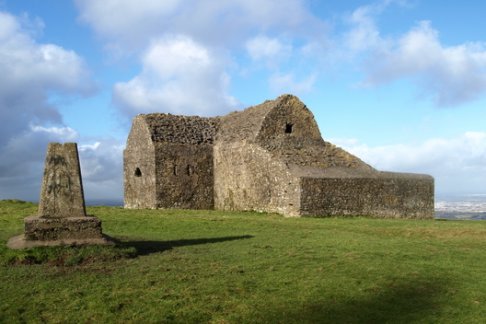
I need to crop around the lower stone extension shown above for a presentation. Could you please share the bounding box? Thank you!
[7,216,113,249]
[299,174,434,219]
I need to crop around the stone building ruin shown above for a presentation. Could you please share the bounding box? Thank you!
[124,95,434,218]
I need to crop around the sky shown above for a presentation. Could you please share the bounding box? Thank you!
[0,0,485,203]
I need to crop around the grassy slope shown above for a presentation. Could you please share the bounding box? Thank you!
[0,200,485,323]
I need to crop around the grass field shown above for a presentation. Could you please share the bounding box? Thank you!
[1,200,485,323]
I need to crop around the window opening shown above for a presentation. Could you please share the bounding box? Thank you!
[134,167,142,177]
[187,165,194,176]
[285,123,293,134]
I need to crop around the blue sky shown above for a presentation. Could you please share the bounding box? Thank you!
[0,0,485,203]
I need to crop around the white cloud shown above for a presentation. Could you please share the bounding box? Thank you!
[142,35,212,77]
[246,35,292,63]
[78,139,124,203]
[344,4,486,106]
[76,0,324,51]
[113,35,238,117]
[1,125,78,174]
[76,1,327,115]
[77,0,486,108]
[30,125,78,139]
[333,132,486,195]
[269,72,317,95]
[0,11,94,144]
[0,125,79,201]
[0,11,95,201]
[0,128,124,203]
[364,21,486,106]
[344,4,383,52]
[76,0,180,38]
[0,15,93,96]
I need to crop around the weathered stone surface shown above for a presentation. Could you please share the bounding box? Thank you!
[124,94,435,219]
[214,142,301,216]
[8,142,110,249]
[24,215,103,241]
[124,115,217,209]
[124,117,157,209]
[154,143,214,209]
[300,174,434,218]
[38,142,86,218]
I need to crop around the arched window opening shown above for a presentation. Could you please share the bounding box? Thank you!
[134,167,142,177]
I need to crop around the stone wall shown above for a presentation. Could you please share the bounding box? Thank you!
[125,114,218,209]
[154,143,214,209]
[214,142,301,216]
[144,113,219,144]
[299,173,434,218]
[124,116,157,208]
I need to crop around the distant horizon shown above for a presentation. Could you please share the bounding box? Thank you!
[5,195,486,220]
[11,192,486,206]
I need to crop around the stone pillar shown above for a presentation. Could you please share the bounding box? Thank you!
[38,143,87,218]
[8,143,112,249]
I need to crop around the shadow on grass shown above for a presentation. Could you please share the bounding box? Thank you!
[117,235,254,257]
[256,276,447,324]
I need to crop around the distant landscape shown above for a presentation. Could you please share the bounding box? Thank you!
[435,194,486,220]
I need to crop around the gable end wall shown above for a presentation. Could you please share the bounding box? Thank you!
[124,117,157,208]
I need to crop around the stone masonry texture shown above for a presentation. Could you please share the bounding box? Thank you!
[124,94,434,218]
[8,143,107,248]
[38,142,86,218]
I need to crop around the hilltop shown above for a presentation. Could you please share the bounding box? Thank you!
[1,200,485,323]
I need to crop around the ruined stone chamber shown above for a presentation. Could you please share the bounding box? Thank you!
[124,95,434,219]
[8,143,110,249]
[124,114,218,209]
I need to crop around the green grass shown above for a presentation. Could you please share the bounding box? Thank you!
[1,200,485,323]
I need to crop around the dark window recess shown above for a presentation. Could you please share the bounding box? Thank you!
[285,123,293,134]
[134,167,142,177]
[187,165,194,175]
[173,165,178,176]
